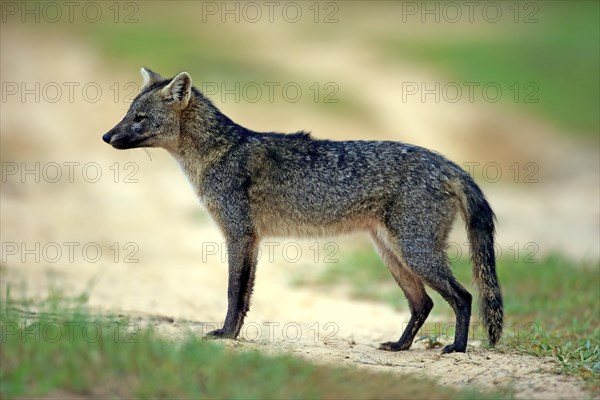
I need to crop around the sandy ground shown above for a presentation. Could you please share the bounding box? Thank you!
[1,26,598,399]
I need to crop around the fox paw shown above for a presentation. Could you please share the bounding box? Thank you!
[440,343,467,354]
[205,328,235,340]
[379,341,411,352]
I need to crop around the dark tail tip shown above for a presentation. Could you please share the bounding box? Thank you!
[480,285,503,346]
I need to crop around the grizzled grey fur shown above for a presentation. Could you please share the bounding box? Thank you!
[102,69,503,354]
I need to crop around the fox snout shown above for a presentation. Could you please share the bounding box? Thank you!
[102,124,153,150]
[102,126,131,150]
[102,131,113,144]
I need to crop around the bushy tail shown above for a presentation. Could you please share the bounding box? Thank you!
[454,173,503,346]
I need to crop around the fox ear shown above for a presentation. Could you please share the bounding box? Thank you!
[140,67,163,89]
[161,72,192,108]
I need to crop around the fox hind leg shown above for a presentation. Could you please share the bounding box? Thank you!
[398,237,472,354]
[372,232,433,351]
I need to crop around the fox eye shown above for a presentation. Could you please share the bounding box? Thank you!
[133,114,146,123]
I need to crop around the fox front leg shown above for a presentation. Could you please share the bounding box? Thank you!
[206,234,258,339]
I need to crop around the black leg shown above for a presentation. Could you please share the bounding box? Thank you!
[207,235,258,339]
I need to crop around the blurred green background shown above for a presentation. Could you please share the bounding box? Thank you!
[32,0,600,134]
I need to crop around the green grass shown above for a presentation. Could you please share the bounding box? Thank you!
[295,250,600,387]
[379,2,599,136]
[0,288,505,399]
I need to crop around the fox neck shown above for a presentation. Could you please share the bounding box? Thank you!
[166,92,242,197]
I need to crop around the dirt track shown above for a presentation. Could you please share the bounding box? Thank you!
[1,27,597,399]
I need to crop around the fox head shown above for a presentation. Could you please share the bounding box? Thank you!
[102,68,193,150]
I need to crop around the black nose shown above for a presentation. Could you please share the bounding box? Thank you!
[102,132,112,143]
